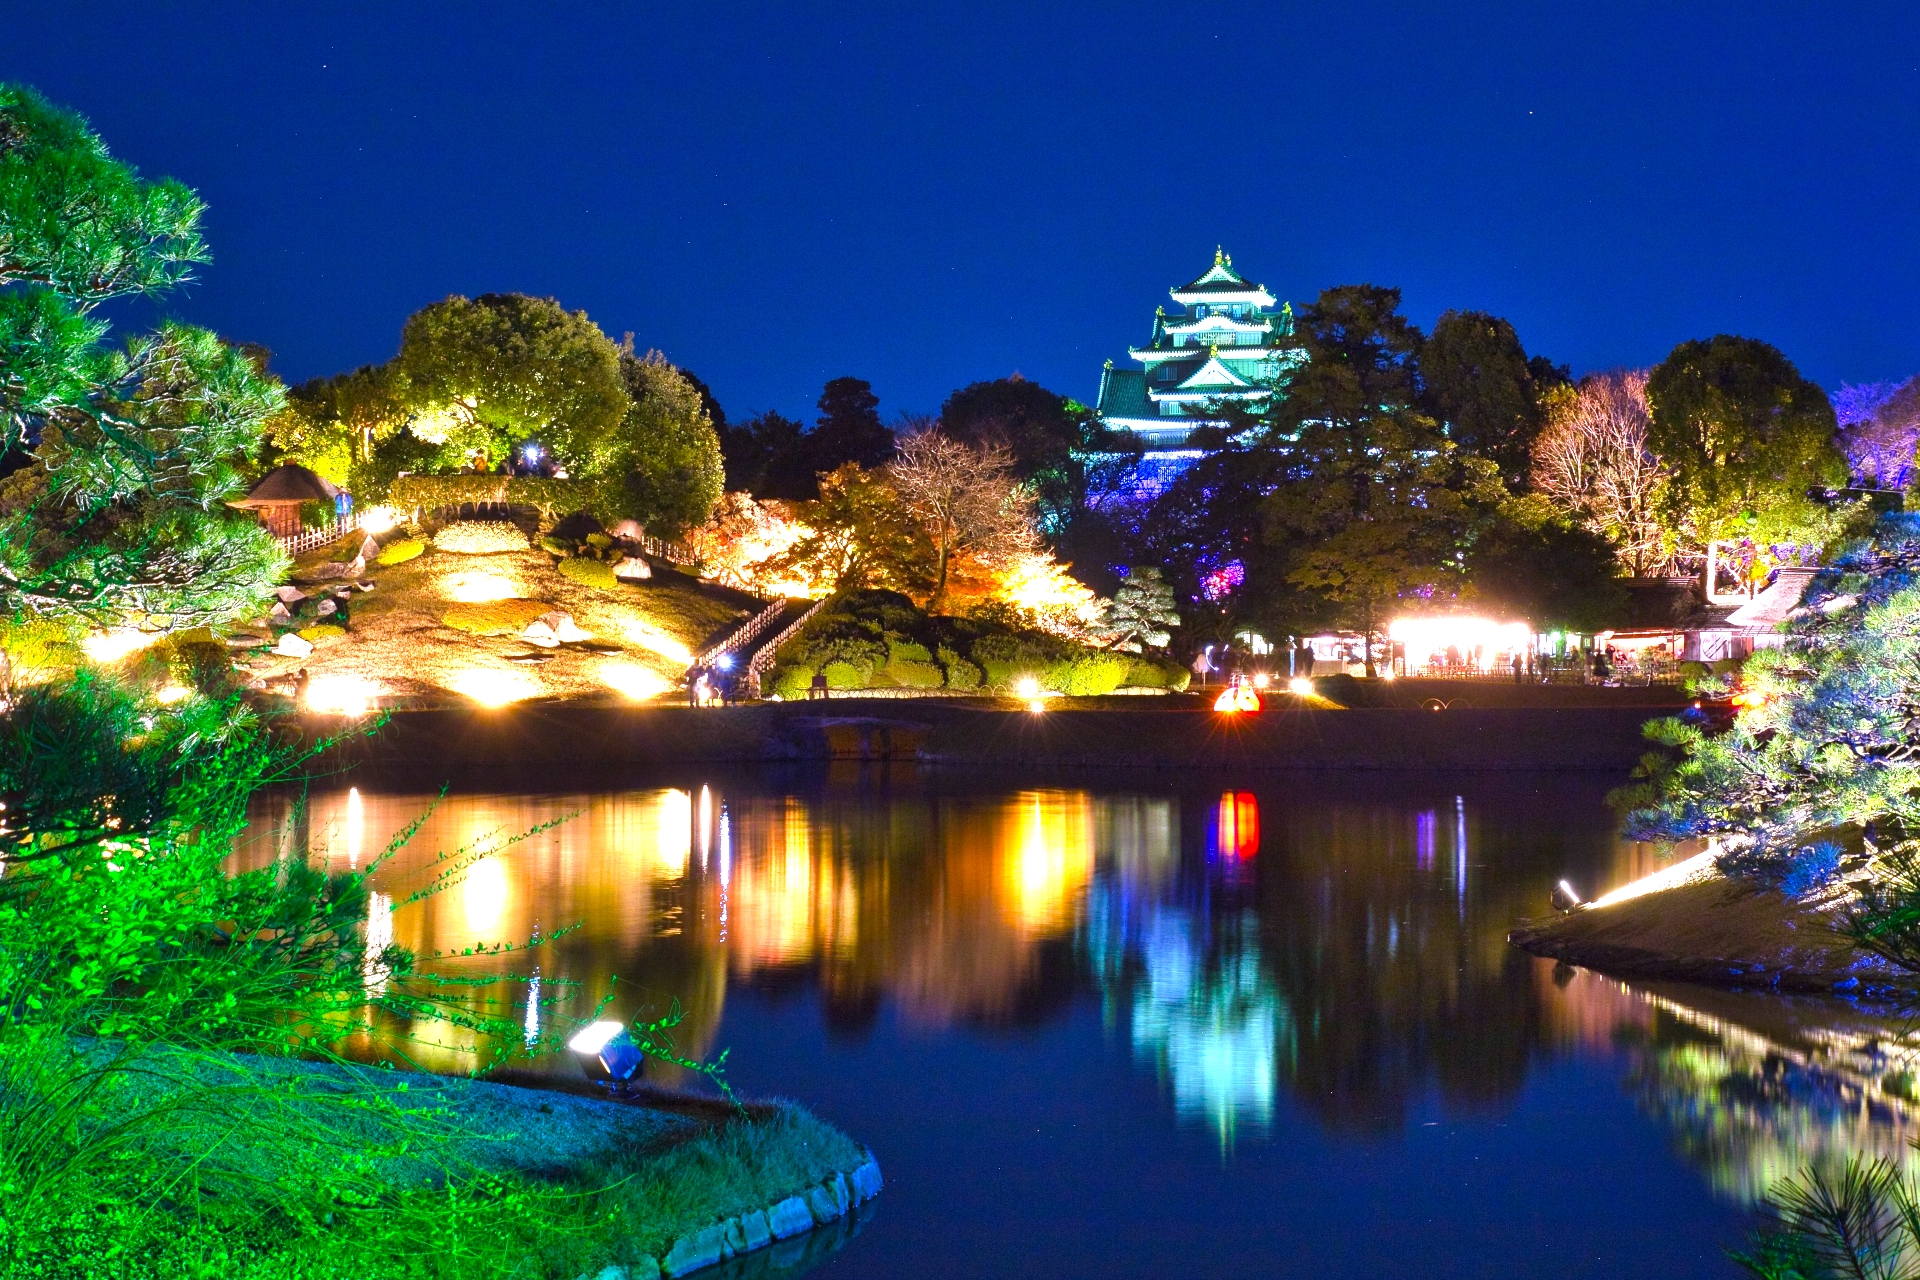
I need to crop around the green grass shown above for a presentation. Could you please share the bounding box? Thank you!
[4,1053,867,1280]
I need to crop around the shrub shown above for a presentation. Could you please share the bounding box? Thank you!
[539,534,573,556]
[887,638,933,665]
[1122,657,1167,688]
[771,665,815,699]
[938,646,982,690]
[558,557,619,590]
[389,474,587,523]
[442,600,550,635]
[374,537,426,567]
[887,659,944,688]
[822,659,867,689]
[434,521,529,555]
[1057,652,1132,696]
[0,617,80,675]
[1781,842,1843,898]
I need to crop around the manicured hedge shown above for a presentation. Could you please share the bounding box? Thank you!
[389,475,586,522]
[767,589,1185,697]
[557,557,619,590]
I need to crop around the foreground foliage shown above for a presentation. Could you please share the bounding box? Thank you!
[0,82,284,630]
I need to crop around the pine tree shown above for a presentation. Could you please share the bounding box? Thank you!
[1105,566,1180,653]
[0,84,285,630]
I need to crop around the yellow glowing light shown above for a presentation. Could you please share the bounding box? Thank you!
[358,506,400,535]
[305,675,381,716]
[1213,685,1262,712]
[154,684,194,705]
[1586,846,1719,910]
[1015,676,1041,700]
[1251,673,1270,690]
[1027,699,1046,714]
[601,660,669,701]
[346,786,363,867]
[449,667,539,707]
[443,570,520,603]
[1287,678,1314,697]
[621,620,693,665]
[463,856,510,936]
[996,552,1103,632]
[82,629,158,664]
[1002,791,1094,937]
[1387,616,1533,674]
[655,789,692,879]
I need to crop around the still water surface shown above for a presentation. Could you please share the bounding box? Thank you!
[245,769,1919,1278]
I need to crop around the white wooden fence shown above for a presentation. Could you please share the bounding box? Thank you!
[746,599,827,698]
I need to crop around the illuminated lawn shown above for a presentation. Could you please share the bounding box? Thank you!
[249,537,758,707]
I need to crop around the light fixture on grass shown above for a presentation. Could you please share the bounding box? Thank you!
[1015,676,1041,700]
[1027,700,1046,714]
[567,1020,644,1090]
[1287,678,1314,697]
[1550,879,1583,913]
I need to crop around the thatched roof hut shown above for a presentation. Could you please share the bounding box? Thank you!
[230,464,343,537]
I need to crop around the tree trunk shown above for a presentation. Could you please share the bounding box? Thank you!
[1363,594,1377,678]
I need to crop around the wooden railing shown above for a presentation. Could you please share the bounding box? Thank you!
[747,599,826,698]
[274,518,358,557]
[696,597,795,669]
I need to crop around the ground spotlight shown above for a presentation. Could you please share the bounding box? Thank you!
[1288,678,1314,697]
[1550,879,1583,913]
[567,1020,644,1089]
[1015,676,1040,700]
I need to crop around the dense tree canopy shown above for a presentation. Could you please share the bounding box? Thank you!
[394,292,628,468]
[0,84,283,630]
[1645,335,1846,544]
[716,376,895,501]
[1420,309,1564,487]
[267,363,406,486]
[587,348,725,536]
[940,375,1092,526]
[1263,286,1504,670]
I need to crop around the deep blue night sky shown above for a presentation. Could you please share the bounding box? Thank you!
[9,3,1920,420]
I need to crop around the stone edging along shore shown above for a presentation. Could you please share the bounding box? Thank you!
[580,1155,884,1280]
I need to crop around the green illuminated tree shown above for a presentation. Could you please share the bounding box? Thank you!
[940,375,1096,529]
[588,347,725,536]
[393,292,628,468]
[1263,285,1504,673]
[0,83,284,630]
[266,363,407,486]
[1103,566,1180,653]
[770,462,933,594]
[1645,335,1847,545]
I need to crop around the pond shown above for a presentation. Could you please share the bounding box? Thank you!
[243,767,1919,1279]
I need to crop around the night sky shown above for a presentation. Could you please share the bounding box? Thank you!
[10,3,1920,420]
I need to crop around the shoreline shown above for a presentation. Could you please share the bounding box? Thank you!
[1508,872,1915,996]
[303,698,1682,778]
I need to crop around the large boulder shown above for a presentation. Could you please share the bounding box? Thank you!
[613,555,652,581]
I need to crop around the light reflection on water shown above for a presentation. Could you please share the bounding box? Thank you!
[243,773,1920,1254]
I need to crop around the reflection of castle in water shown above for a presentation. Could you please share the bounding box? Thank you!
[247,779,1920,1188]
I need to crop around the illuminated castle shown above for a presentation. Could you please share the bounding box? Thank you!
[1092,249,1304,500]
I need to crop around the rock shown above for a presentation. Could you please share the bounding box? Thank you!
[308,561,354,580]
[540,610,590,642]
[613,555,652,581]
[225,633,268,649]
[274,633,314,658]
[766,1195,814,1240]
[274,586,307,603]
[316,599,338,617]
[660,1222,729,1277]
[627,1259,660,1280]
[359,535,380,562]
[738,1209,772,1252]
[347,554,366,578]
[828,1171,850,1215]
[354,580,377,592]
[803,1183,841,1224]
[504,651,554,665]
[610,519,645,540]
[268,602,292,622]
[849,1159,884,1203]
[723,1217,750,1257]
[520,619,559,648]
